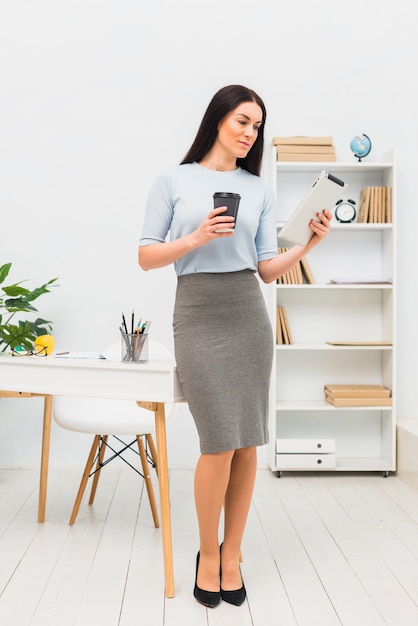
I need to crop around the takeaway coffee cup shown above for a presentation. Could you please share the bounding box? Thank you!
[213,192,241,232]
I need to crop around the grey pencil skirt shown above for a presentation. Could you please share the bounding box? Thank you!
[173,270,274,454]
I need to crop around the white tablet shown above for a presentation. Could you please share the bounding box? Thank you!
[278,171,347,246]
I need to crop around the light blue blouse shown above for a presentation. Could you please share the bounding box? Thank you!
[139,162,278,276]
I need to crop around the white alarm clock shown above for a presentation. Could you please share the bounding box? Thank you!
[334,198,356,223]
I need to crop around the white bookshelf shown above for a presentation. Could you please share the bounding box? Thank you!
[267,148,396,476]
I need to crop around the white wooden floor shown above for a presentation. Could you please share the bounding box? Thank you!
[1,467,418,626]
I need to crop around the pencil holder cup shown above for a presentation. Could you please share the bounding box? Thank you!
[121,333,148,362]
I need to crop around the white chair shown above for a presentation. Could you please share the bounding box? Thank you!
[53,340,177,526]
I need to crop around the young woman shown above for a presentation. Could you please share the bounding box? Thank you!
[138,84,332,608]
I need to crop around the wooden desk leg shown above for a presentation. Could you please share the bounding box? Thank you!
[154,402,175,598]
[137,400,175,598]
[38,394,53,523]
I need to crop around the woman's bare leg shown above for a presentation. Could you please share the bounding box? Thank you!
[221,446,257,590]
[194,449,234,591]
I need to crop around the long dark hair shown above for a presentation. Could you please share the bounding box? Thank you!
[180,84,266,176]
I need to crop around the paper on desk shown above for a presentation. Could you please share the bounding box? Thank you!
[53,343,174,363]
[54,352,105,359]
[101,344,121,362]
[54,345,121,361]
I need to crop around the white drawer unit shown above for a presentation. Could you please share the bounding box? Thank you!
[276,453,337,470]
[276,438,336,454]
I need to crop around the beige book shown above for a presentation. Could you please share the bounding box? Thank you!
[325,395,392,407]
[369,187,376,223]
[324,384,391,398]
[374,187,380,223]
[276,308,284,344]
[383,187,388,223]
[278,308,290,344]
[373,187,380,223]
[385,186,392,223]
[300,256,315,284]
[294,260,304,284]
[280,307,293,344]
[281,270,289,285]
[277,152,336,162]
[287,265,295,285]
[329,280,392,285]
[290,265,299,284]
[278,248,290,284]
[326,341,392,346]
[272,136,333,146]
[381,186,386,223]
[373,187,379,223]
[377,187,383,223]
[357,187,370,223]
[276,144,336,155]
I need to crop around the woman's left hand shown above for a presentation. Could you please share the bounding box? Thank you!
[307,209,332,247]
[258,208,333,284]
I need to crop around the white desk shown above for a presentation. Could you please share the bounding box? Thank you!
[0,354,184,598]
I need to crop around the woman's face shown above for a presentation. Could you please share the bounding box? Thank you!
[216,101,263,160]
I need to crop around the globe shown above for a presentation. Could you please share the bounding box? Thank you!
[350,134,372,161]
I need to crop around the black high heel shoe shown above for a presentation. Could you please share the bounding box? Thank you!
[220,543,247,606]
[193,551,221,608]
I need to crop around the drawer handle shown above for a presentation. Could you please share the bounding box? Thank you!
[317,443,322,449]
[317,459,322,464]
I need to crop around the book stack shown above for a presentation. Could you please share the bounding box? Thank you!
[276,248,315,284]
[276,307,292,344]
[357,186,392,223]
[272,136,336,162]
[324,384,392,406]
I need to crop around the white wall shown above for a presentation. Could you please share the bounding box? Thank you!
[0,0,415,469]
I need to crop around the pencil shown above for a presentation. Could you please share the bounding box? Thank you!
[121,311,128,335]
[120,325,132,360]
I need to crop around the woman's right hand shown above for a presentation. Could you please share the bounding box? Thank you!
[192,206,235,246]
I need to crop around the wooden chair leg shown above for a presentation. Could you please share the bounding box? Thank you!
[145,433,159,477]
[89,435,108,505]
[137,435,160,528]
[69,435,100,525]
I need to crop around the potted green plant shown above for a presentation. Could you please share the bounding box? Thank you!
[0,262,59,352]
